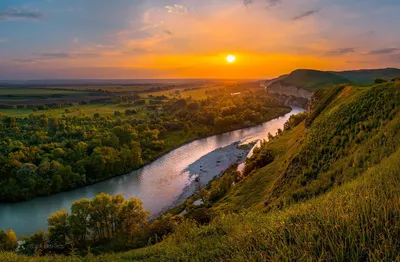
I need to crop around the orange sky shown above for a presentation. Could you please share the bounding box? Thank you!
[1,0,399,79]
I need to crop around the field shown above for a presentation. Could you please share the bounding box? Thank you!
[0,80,262,117]
[0,103,152,118]
[0,87,108,106]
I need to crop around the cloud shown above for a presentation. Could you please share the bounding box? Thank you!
[326,47,355,56]
[293,9,319,21]
[163,30,173,35]
[13,58,36,64]
[165,4,190,15]
[265,0,282,8]
[0,8,43,21]
[41,52,71,58]
[244,0,281,9]
[368,48,398,55]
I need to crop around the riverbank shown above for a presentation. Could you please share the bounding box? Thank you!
[161,141,256,216]
[0,107,303,237]
[1,107,290,204]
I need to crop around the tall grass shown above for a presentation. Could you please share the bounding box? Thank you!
[123,148,400,261]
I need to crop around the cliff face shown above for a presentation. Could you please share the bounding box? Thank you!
[266,81,314,100]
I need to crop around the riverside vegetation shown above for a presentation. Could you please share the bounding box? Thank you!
[0,88,289,202]
[1,80,400,261]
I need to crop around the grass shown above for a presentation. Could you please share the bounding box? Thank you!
[212,123,306,213]
[140,86,221,100]
[0,103,152,119]
[281,69,351,91]
[120,148,400,261]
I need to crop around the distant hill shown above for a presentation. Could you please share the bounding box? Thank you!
[280,69,351,91]
[333,68,400,84]
[265,68,400,94]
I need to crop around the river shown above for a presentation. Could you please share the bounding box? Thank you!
[0,107,304,236]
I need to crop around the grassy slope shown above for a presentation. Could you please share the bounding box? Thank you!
[281,69,351,91]
[121,82,400,261]
[122,148,400,261]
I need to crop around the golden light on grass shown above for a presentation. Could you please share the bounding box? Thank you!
[226,54,236,63]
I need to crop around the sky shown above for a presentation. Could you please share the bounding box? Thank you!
[0,0,400,79]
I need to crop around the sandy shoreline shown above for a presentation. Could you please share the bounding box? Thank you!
[163,141,256,213]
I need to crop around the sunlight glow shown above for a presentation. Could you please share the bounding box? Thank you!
[226,55,236,63]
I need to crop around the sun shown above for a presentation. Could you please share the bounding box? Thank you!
[226,54,236,63]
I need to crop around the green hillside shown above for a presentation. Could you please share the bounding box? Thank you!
[280,69,352,91]
[126,81,400,260]
[1,81,400,261]
[335,68,400,83]
[275,68,400,92]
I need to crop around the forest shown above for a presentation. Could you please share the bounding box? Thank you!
[0,88,290,202]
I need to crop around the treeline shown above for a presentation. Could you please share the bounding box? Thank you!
[0,90,290,202]
[2,193,183,256]
[0,103,74,110]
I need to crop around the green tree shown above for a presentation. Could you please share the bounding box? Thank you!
[0,229,6,250]
[19,229,47,255]
[69,199,91,245]
[120,198,149,239]
[47,209,70,248]
[112,123,138,146]
[89,193,113,240]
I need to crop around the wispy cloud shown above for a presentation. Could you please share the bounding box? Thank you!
[368,48,398,55]
[244,0,281,8]
[165,4,191,15]
[12,45,115,64]
[265,0,282,8]
[326,47,355,56]
[41,52,70,58]
[13,58,36,64]
[0,8,43,21]
[293,9,319,21]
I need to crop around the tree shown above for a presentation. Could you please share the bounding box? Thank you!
[89,193,113,240]
[184,124,190,134]
[120,198,149,239]
[69,199,91,245]
[112,124,138,146]
[47,209,70,248]
[5,229,18,251]
[374,78,387,84]
[268,132,274,141]
[0,229,6,250]
[19,229,47,255]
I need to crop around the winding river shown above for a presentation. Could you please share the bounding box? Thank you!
[0,107,304,236]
